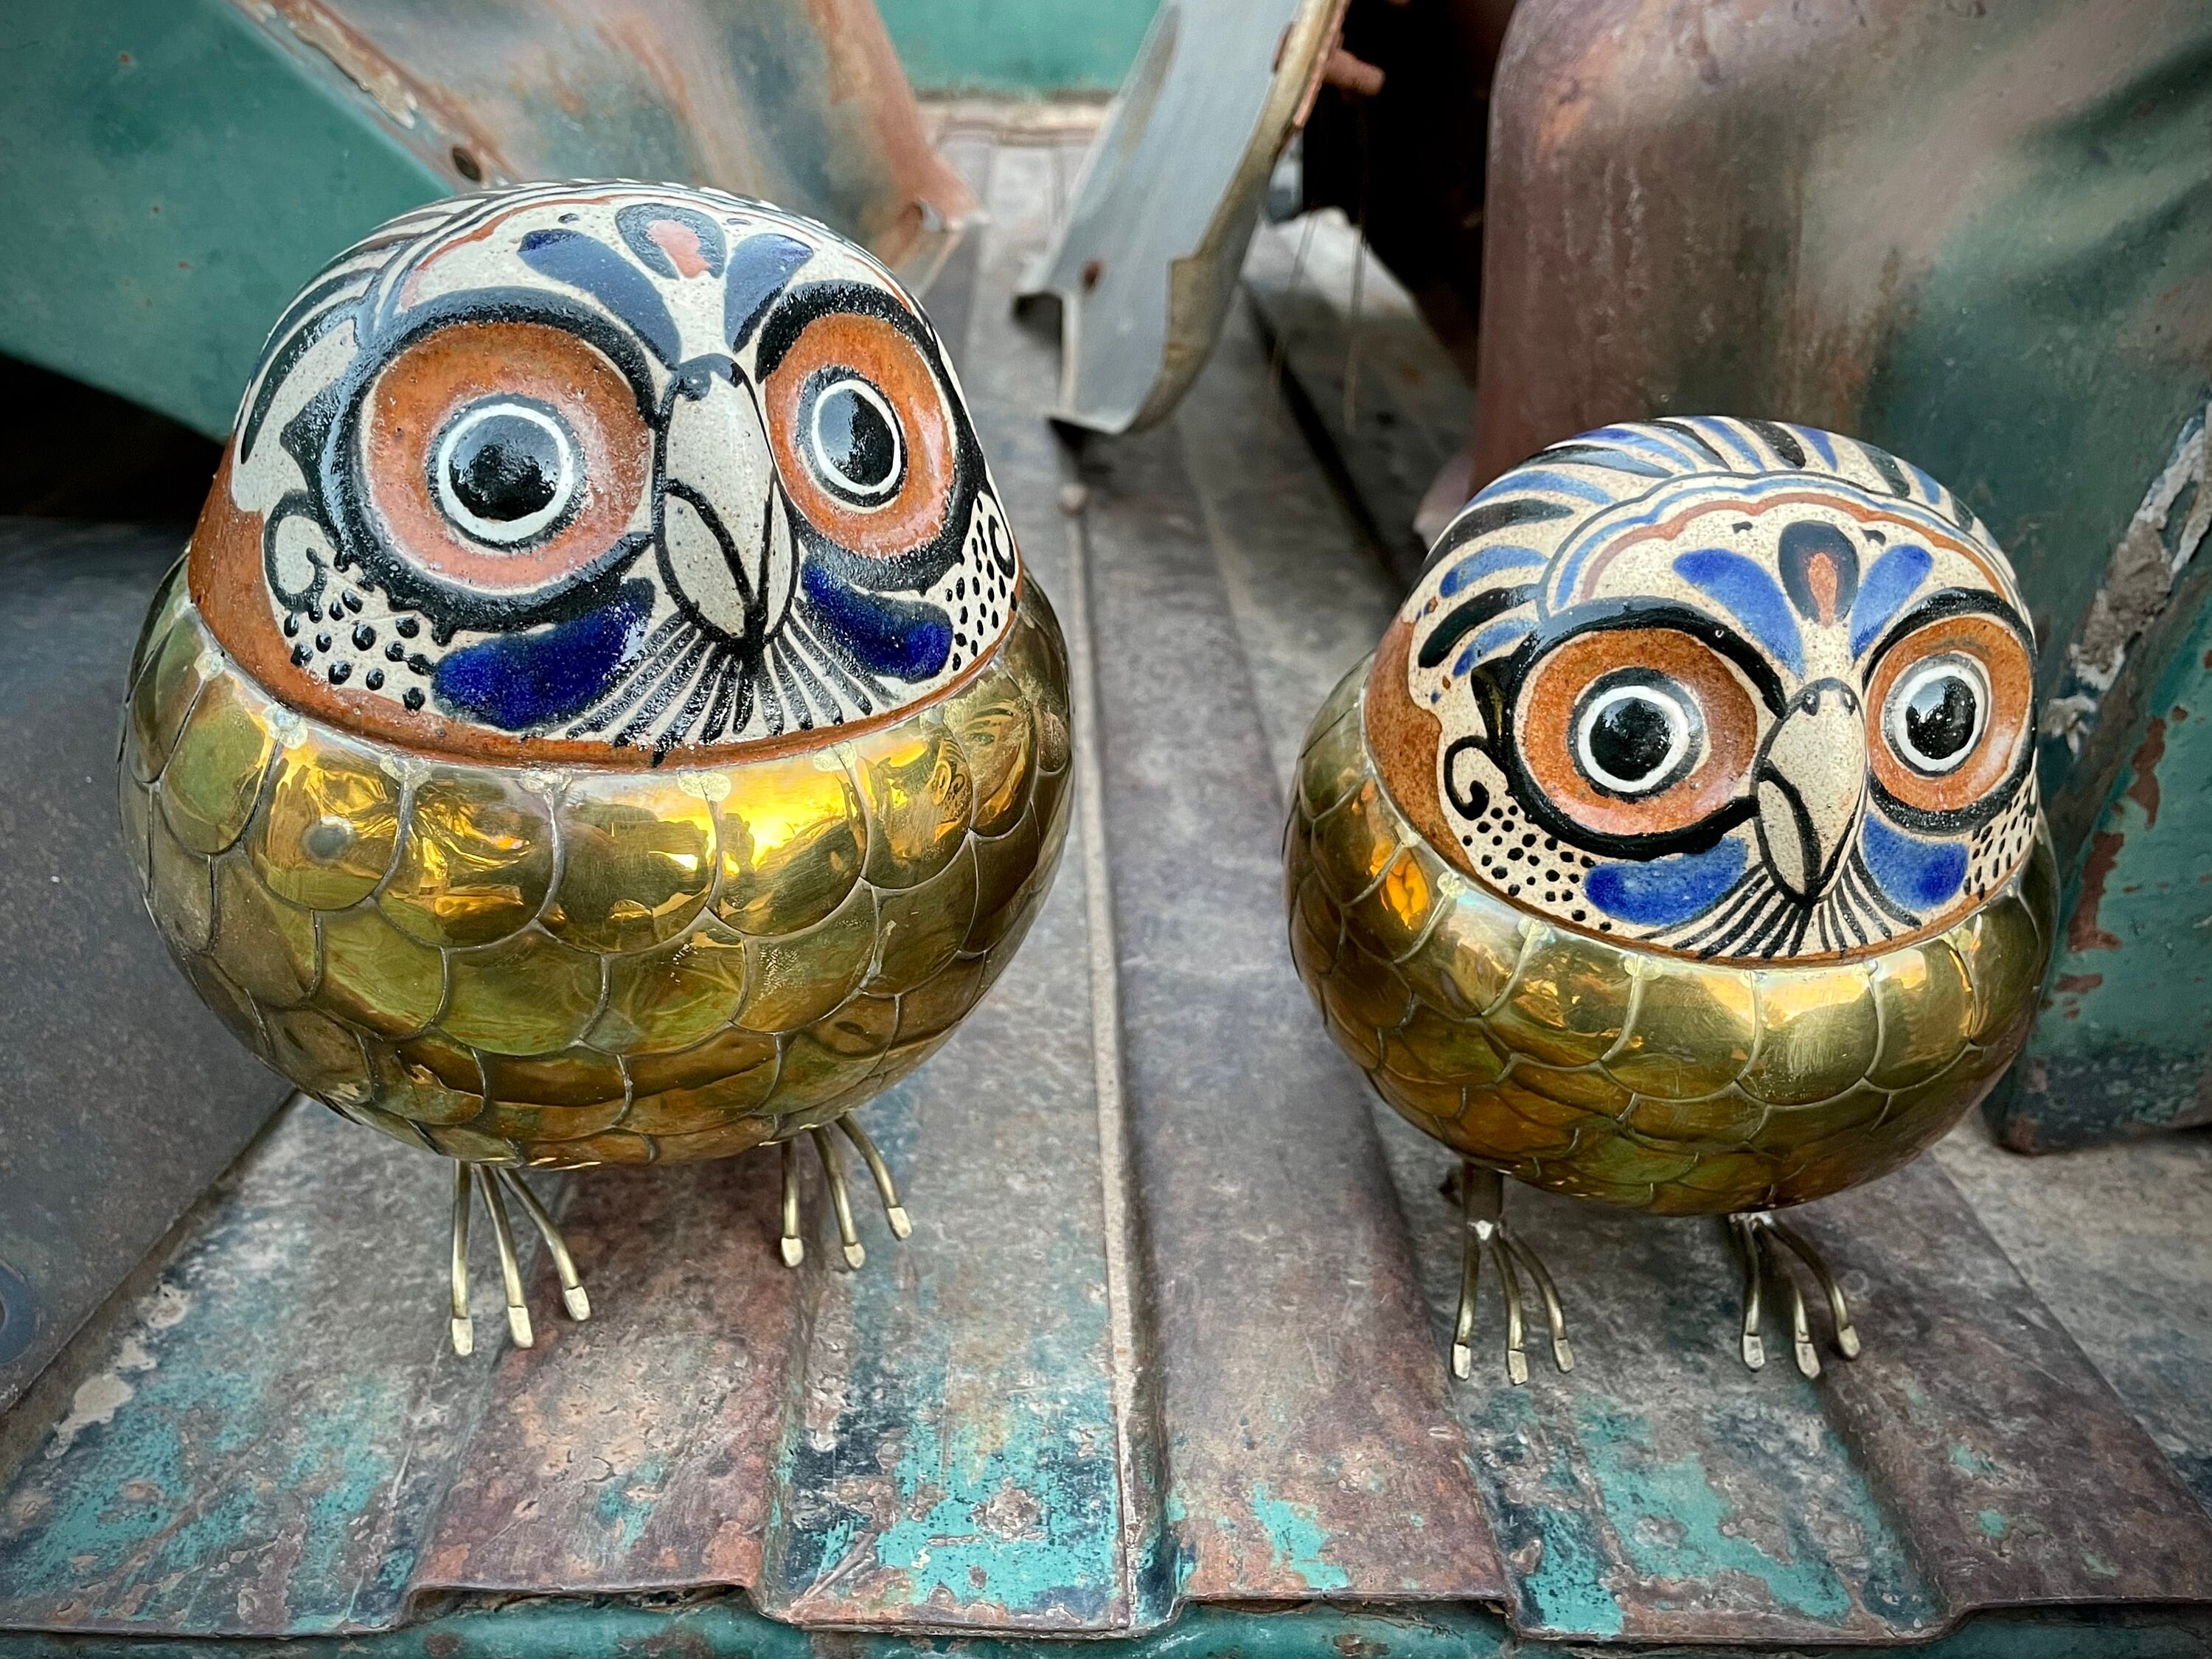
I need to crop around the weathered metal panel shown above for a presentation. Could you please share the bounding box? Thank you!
[1021,0,1349,435]
[0,0,449,441]
[405,1155,804,1597]
[1074,423,1512,1604]
[0,1105,486,1635]
[0,524,287,1416]
[0,0,972,440]
[288,0,974,277]
[1994,406,2212,1150]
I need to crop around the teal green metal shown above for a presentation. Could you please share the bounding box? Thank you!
[1996,427,2212,1147]
[876,0,1161,94]
[0,0,448,439]
[0,0,972,442]
[2,1595,2211,1658]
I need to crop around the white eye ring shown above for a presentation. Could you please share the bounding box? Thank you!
[1576,681,1694,796]
[807,375,904,504]
[1887,654,1988,774]
[431,399,579,546]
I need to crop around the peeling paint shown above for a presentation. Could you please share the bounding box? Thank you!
[2048,403,2212,754]
[1248,1483,1352,1593]
[2067,831,2127,955]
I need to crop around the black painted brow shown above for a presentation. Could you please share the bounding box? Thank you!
[1865,588,2032,669]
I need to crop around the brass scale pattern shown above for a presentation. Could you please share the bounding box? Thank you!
[1287,661,2058,1216]
[121,565,1072,1168]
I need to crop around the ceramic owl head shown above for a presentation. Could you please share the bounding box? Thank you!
[201,181,1018,751]
[1288,417,2054,1382]
[122,184,1071,1350]
[1374,417,2040,960]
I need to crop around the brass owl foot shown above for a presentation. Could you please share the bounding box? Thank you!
[1724,1211,1862,1379]
[778,1116,914,1270]
[1450,1163,1574,1385]
[448,1164,591,1356]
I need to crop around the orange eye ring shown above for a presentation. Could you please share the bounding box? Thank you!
[761,307,954,559]
[357,320,650,603]
[1865,610,2031,823]
[1513,627,1761,841]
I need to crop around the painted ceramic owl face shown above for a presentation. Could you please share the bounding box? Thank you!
[1368,418,2039,962]
[192,182,1018,760]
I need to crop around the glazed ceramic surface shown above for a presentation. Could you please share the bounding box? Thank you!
[123,184,1071,1171]
[1287,418,2056,1215]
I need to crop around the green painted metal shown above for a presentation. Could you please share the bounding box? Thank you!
[0,0,446,439]
[877,0,1160,94]
[1999,489,2212,1149]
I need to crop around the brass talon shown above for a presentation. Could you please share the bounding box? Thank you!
[839,1115,913,1239]
[775,1119,914,1271]
[496,1167,591,1322]
[443,1163,597,1353]
[449,1161,474,1357]
[1727,1211,1860,1375]
[811,1125,866,1269]
[476,1166,534,1348]
[779,1140,805,1267]
[1452,1162,1573,1386]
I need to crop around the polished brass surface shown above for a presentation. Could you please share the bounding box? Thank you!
[1289,657,2056,1226]
[1293,649,2054,1380]
[123,563,1072,1328]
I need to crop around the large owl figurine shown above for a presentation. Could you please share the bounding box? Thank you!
[121,184,1070,1353]
[1287,419,2053,1382]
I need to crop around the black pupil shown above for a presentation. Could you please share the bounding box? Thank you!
[1905,673,1977,762]
[818,383,897,490]
[1590,695,1674,785]
[448,412,561,524]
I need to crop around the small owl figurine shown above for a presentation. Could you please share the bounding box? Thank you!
[121,184,1070,1352]
[1287,419,2053,1383]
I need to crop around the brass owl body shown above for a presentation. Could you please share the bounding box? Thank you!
[122,184,1070,1349]
[1286,418,2055,1380]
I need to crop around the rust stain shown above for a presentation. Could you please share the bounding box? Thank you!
[2053,973,2104,995]
[2124,715,2167,828]
[2067,829,2126,954]
[262,0,515,181]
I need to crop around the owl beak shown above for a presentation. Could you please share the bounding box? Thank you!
[1753,681,1867,902]
[655,364,797,644]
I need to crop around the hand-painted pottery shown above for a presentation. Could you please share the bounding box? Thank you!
[1286,417,2053,1383]
[122,183,1071,1352]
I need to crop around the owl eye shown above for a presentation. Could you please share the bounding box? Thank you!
[759,293,959,561]
[1575,679,1696,796]
[352,319,652,616]
[1886,655,1985,774]
[1864,608,2031,827]
[1514,627,1758,844]
[432,399,581,546]
[804,374,905,504]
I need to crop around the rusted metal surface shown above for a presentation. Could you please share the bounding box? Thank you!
[408,1157,801,1596]
[4,109,2211,1654]
[1074,424,1512,1606]
[251,0,976,282]
[1994,406,2212,1150]
[0,523,286,1418]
